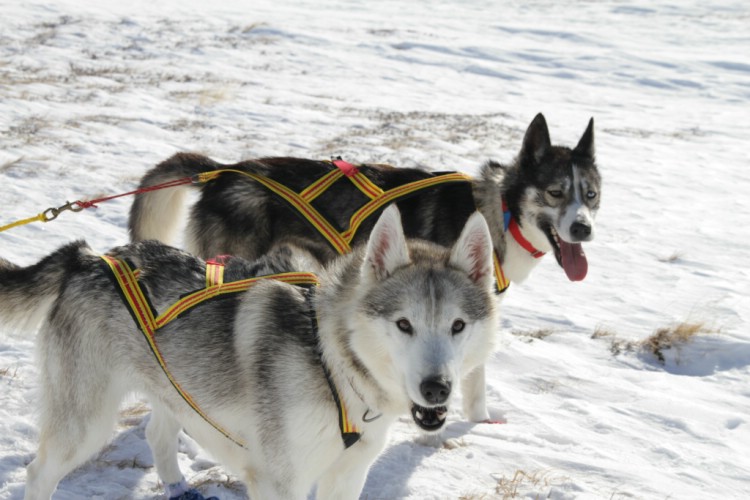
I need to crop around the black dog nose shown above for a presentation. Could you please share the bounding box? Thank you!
[570,221,591,241]
[420,377,452,405]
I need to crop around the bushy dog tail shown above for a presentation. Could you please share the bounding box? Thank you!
[128,153,221,244]
[0,241,91,333]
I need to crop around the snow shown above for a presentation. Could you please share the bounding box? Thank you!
[1,0,749,498]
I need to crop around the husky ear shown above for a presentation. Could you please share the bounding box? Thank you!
[449,212,494,287]
[363,205,411,282]
[574,117,595,160]
[520,113,551,165]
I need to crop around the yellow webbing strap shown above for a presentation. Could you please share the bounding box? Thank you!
[101,254,320,449]
[205,261,224,288]
[300,169,344,202]
[199,166,509,294]
[155,271,319,328]
[493,252,511,294]
[348,171,385,199]
[341,172,472,242]
[201,169,352,255]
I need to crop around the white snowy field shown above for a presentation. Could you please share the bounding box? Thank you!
[1,0,749,498]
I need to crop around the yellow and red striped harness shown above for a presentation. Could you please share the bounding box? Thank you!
[100,255,362,449]
[197,159,513,293]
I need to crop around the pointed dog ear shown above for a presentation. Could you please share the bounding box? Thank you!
[449,212,494,287]
[363,205,410,282]
[574,117,595,160]
[520,113,551,165]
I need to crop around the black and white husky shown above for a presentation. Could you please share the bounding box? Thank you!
[128,113,601,421]
[0,206,497,500]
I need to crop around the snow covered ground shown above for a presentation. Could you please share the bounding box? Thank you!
[1,0,749,498]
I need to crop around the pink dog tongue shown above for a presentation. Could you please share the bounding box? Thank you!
[559,240,588,281]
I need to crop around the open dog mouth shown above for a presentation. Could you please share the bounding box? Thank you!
[411,403,448,431]
[544,226,588,282]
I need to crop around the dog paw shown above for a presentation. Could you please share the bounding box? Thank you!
[170,489,219,500]
[481,418,507,424]
[442,437,467,449]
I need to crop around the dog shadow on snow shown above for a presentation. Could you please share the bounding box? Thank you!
[0,415,152,500]
[0,412,497,500]
[360,413,502,499]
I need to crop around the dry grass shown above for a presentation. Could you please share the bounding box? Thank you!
[658,252,682,263]
[511,328,556,343]
[189,467,246,497]
[198,86,234,106]
[239,22,268,33]
[494,469,568,499]
[0,156,24,173]
[0,366,19,379]
[641,321,716,364]
[458,493,491,500]
[594,321,717,363]
[592,325,638,356]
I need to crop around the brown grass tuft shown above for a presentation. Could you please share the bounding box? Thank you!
[641,321,716,364]
[595,321,718,363]
[658,252,682,263]
[189,467,246,496]
[494,469,568,499]
[511,328,555,343]
[0,156,25,173]
[0,366,19,378]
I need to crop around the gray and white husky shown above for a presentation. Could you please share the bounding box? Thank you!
[128,113,601,421]
[0,206,497,500]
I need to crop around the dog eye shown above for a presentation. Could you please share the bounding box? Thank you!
[547,190,563,198]
[396,318,413,335]
[586,190,597,199]
[451,319,465,335]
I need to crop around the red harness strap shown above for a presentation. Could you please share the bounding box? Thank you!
[332,158,360,177]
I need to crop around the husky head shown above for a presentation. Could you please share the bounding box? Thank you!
[502,113,601,281]
[353,206,496,432]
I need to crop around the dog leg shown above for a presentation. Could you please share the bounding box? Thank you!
[248,479,301,500]
[461,364,490,422]
[145,404,187,497]
[25,379,123,500]
[316,438,384,499]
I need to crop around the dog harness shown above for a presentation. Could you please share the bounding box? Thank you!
[196,159,543,294]
[198,159,471,256]
[101,255,361,449]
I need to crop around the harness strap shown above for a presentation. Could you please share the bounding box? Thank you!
[300,169,344,202]
[341,172,471,242]
[101,255,323,449]
[493,252,510,294]
[205,258,226,288]
[332,159,385,200]
[155,271,320,328]
[201,169,353,255]
[199,163,524,295]
[102,256,359,449]
[101,255,245,447]
[304,289,362,449]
